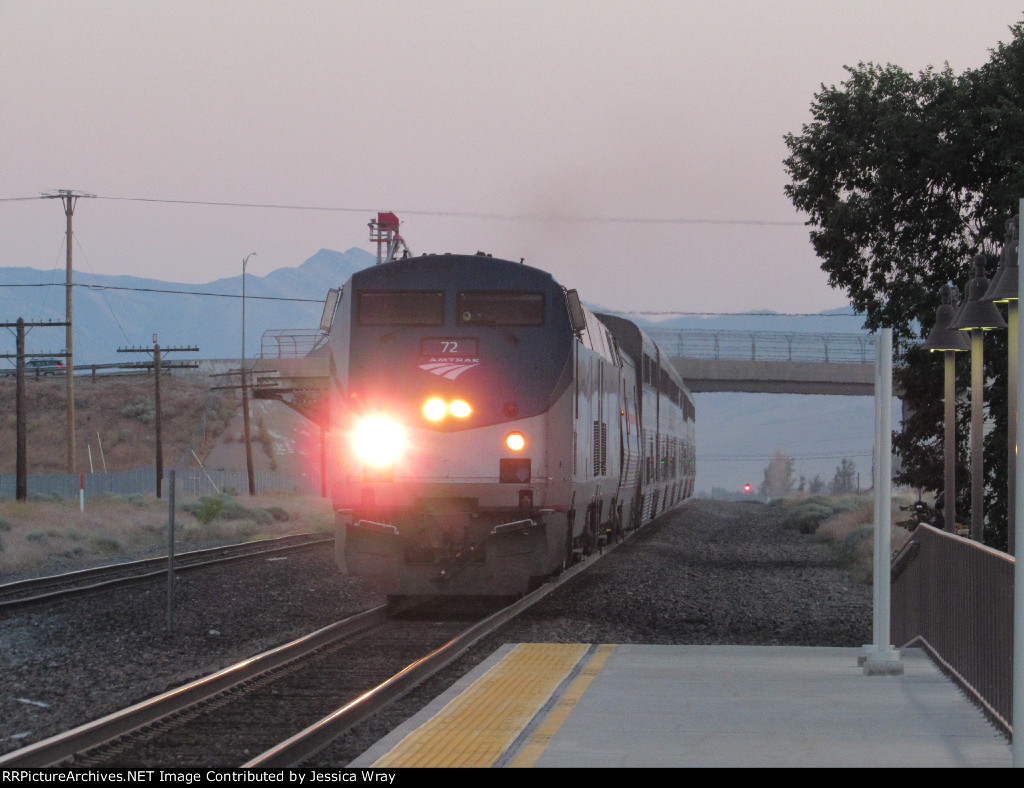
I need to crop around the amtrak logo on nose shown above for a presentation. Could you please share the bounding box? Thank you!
[419,357,480,380]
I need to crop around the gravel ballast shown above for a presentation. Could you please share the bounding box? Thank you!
[0,497,872,764]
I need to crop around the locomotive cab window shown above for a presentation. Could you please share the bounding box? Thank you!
[456,291,545,327]
[357,291,444,326]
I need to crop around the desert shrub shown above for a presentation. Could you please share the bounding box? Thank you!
[0,519,11,532]
[835,525,874,569]
[120,397,155,424]
[828,495,862,513]
[265,506,290,523]
[782,501,836,534]
[184,495,225,524]
[89,536,121,554]
[182,495,273,526]
[28,491,62,502]
[25,531,47,542]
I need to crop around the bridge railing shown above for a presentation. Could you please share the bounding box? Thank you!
[260,328,330,359]
[891,524,1014,735]
[646,329,875,363]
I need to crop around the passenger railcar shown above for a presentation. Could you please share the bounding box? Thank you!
[327,252,695,597]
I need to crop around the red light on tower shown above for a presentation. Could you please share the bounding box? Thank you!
[743,484,752,493]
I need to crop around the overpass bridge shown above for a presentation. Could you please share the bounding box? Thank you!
[648,328,881,396]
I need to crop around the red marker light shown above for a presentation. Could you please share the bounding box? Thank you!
[743,484,752,493]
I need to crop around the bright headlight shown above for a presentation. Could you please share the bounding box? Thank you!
[352,415,406,467]
[505,431,526,452]
[449,399,471,418]
[422,398,447,421]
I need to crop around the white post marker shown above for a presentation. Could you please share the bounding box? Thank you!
[79,472,84,513]
[864,328,903,675]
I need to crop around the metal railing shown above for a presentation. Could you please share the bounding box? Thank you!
[646,329,875,363]
[260,328,330,359]
[891,524,1014,735]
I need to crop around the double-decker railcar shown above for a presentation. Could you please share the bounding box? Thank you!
[327,252,694,597]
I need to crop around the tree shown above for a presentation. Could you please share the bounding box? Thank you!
[831,457,857,495]
[760,451,794,499]
[783,20,1024,548]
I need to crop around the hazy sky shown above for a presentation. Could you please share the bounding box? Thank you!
[3,1,1022,317]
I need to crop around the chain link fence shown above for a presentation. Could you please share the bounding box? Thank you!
[0,466,321,501]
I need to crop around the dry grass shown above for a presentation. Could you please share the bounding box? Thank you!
[772,492,913,583]
[0,370,339,581]
[0,491,335,580]
[813,497,913,583]
[0,372,238,475]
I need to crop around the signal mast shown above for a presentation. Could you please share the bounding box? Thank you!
[368,211,411,265]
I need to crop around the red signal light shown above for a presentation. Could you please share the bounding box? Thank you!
[743,484,752,493]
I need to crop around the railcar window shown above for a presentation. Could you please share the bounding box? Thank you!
[357,291,444,326]
[456,291,545,326]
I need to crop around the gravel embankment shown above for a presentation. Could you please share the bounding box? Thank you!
[0,498,872,764]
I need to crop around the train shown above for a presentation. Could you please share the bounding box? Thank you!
[325,251,695,597]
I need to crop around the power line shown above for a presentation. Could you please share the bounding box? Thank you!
[2,281,861,313]
[700,451,872,462]
[0,281,321,303]
[1,193,807,228]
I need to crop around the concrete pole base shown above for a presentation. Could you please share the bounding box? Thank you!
[860,645,905,675]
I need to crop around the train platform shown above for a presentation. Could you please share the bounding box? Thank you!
[349,643,1011,768]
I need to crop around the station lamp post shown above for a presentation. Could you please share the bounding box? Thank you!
[952,255,1007,542]
[984,217,1020,553]
[921,284,970,533]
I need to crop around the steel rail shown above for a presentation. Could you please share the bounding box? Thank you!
[243,547,604,767]
[0,533,332,609]
[0,605,390,768]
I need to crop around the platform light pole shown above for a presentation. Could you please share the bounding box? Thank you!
[242,252,257,496]
[921,285,970,533]
[1011,204,1024,767]
[952,255,1007,542]
[984,217,1020,553]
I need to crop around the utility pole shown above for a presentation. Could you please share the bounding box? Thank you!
[15,320,25,500]
[42,189,95,473]
[242,252,257,496]
[0,319,70,500]
[118,339,199,497]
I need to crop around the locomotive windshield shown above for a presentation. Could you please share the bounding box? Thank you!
[456,291,545,327]
[357,291,444,326]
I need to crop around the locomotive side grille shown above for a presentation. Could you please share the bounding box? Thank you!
[601,422,608,476]
[593,421,608,476]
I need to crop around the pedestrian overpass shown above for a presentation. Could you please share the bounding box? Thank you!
[648,328,883,396]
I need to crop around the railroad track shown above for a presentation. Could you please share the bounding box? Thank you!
[0,553,594,768]
[0,533,333,609]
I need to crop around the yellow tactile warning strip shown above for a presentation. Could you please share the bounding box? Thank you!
[509,643,617,767]
[371,643,594,768]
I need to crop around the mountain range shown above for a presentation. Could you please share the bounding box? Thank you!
[0,247,375,365]
[0,249,877,495]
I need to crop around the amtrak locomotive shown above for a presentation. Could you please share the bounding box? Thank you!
[327,252,695,597]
